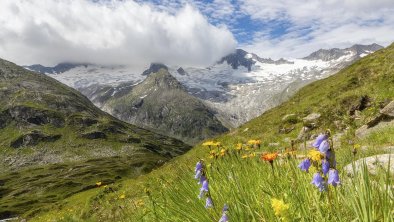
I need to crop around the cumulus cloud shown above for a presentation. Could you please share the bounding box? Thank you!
[239,0,394,58]
[0,0,236,68]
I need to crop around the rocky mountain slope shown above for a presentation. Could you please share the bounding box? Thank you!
[30,42,394,222]
[101,68,228,145]
[25,43,383,134]
[0,58,191,218]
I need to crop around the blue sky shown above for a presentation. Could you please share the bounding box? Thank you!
[0,0,393,67]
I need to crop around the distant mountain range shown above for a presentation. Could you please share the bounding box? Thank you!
[24,43,383,142]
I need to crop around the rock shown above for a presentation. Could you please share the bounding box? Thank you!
[278,126,295,134]
[349,95,371,116]
[10,131,61,148]
[356,118,394,139]
[297,126,311,141]
[81,131,107,139]
[303,113,321,122]
[268,143,280,147]
[380,100,394,117]
[344,154,394,176]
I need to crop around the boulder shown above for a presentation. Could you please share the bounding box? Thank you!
[380,100,394,117]
[343,154,394,176]
[303,113,321,122]
[297,126,312,141]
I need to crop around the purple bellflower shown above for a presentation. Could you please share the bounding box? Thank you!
[219,213,228,222]
[328,169,340,187]
[313,134,327,148]
[298,158,311,172]
[322,159,330,176]
[205,196,213,208]
[195,161,203,173]
[319,140,330,154]
[195,169,202,180]
[311,173,326,191]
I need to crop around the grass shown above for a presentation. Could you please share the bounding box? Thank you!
[28,43,394,221]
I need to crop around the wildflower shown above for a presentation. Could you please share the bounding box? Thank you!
[219,204,229,222]
[199,174,206,185]
[220,148,227,157]
[308,149,323,162]
[298,158,311,172]
[209,150,218,159]
[199,180,209,199]
[96,182,102,187]
[203,141,215,147]
[241,154,248,159]
[205,196,213,208]
[327,169,340,187]
[247,139,261,148]
[222,204,229,212]
[322,159,330,176]
[312,134,327,148]
[318,140,330,154]
[311,173,326,191]
[271,198,290,218]
[261,152,278,162]
[195,160,203,173]
[219,213,228,222]
[119,194,125,199]
[249,152,256,158]
[213,142,221,147]
[195,170,202,180]
[236,143,243,151]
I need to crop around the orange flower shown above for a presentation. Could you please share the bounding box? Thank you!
[261,152,278,162]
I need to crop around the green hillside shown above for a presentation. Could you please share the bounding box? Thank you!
[0,59,191,219]
[31,43,394,221]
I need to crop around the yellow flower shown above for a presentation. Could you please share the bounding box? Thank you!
[202,141,215,146]
[249,152,256,158]
[95,182,102,187]
[236,143,243,151]
[135,199,144,207]
[308,149,323,161]
[247,139,261,145]
[241,154,248,159]
[203,141,221,147]
[354,144,361,150]
[119,194,126,199]
[271,198,290,218]
[220,148,227,156]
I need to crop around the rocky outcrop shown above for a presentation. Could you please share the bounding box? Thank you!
[104,69,228,145]
[10,131,61,148]
[344,154,394,176]
[355,100,394,138]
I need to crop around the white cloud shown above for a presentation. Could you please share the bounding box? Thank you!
[239,0,394,58]
[0,0,236,68]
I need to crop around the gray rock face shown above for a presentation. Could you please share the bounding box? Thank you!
[103,69,228,145]
[344,154,394,176]
[380,100,394,117]
[303,44,383,61]
[355,100,394,138]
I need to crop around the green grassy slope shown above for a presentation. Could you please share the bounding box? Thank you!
[0,59,191,219]
[32,43,394,221]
